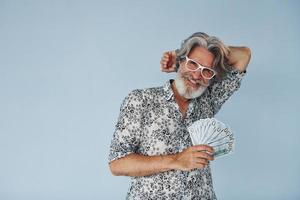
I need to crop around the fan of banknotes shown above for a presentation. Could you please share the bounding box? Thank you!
[187,118,235,158]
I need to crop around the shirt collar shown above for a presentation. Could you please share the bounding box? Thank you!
[163,79,175,101]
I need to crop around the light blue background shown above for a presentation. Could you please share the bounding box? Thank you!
[0,1,299,199]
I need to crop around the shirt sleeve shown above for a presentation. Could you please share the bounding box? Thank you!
[207,68,247,115]
[108,89,144,163]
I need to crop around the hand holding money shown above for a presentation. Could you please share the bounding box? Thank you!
[171,145,214,171]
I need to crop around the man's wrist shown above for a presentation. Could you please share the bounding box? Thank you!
[161,154,178,171]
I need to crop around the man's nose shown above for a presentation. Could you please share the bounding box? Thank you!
[191,69,204,80]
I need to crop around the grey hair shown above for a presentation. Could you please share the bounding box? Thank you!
[175,32,232,79]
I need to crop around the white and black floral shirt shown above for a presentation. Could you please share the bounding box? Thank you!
[108,68,246,200]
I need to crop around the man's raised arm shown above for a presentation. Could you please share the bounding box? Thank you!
[159,46,252,73]
[227,46,251,72]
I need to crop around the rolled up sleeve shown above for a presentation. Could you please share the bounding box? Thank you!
[108,90,144,163]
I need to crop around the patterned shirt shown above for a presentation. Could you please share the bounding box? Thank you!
[108,68,246,200]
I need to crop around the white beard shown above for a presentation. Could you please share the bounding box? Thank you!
[174,73,208,99]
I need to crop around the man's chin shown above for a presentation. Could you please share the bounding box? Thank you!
[183,85,207,99]
[174,77,207,99]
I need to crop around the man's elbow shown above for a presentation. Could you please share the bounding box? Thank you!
[109,160,123,176]
[243,47,251,62]
[245,47,252,69]
[235,47,252,72]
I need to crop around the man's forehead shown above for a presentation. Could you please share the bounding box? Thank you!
[188,46,215,68]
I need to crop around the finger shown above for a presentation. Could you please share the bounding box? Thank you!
[167,52,173,61]
[162,58,170,62]
[160,61,168,67]
[160,59,168,64]
[162,52,169,58]
[163,52,169,56]
[194,152,214,161]
[171,51,176,57]
[193,151,212,160]
[193,145,215,154]
[195,157,208,163]
[161,65,167,70]
[164,53,170,58]
[194,162,206,169]
[161,56,168,62]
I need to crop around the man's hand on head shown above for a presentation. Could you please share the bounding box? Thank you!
[160,51,177,73]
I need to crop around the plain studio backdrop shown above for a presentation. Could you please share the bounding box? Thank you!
[0,1,299,199]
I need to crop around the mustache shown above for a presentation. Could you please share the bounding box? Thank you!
[181,73,210,87]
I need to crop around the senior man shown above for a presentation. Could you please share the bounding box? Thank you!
[108,32,251,199]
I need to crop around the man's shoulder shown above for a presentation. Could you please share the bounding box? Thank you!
[125,85,165,101]
[128,85,164,96]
